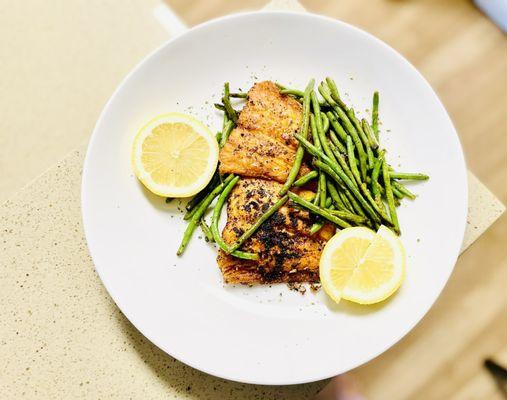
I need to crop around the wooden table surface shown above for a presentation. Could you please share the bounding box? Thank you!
[166,1,507,399]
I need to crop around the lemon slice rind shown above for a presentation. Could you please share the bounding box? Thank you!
[341,226,406,305]
[131,113,218,197]
[319,227,377,304]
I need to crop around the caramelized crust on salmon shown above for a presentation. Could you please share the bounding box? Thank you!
[217,179,334,284]
[219,128,310,183]
[219,81,309,182]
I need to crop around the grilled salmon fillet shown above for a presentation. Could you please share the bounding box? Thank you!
[217,178,334,284]
[219,81,310,182]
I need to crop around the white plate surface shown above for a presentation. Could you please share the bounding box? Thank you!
[82,11,467,385]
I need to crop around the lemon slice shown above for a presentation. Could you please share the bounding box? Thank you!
[319,227,377,303]
[131,113,219,197]
[341,226,405,304]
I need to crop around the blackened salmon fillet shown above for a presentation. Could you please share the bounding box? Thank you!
[217,178,334,284]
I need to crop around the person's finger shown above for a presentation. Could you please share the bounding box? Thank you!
[313,374,365,400]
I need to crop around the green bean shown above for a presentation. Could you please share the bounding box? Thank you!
[319,173,327,208]
[199,219,214,242]
[219,120,234,148]
[392,185,404,200]
[371,151,384,200]
[214,103,226,112]
[184,203,201,221]
[328,129,346,154]
[362,118,378,149]
[360,181,393,225]
[326,154,389,225]
[332,105,368,179]
[282,84,326,105]
[214,113,228,147]
[311,153,347,191]
[230,92,248,98]
[318,83,338,108]
[295,133,353,189]
[314,100,338,165]
[184,172,221,217]
[326,181,346,210]
[310,194,336,235]
[280,88,304,97]
[394,196,401,208]
[288,192,351,229]
[346,136,362,186]
[310,201,333,235]
[293,171,318,187]
[339,190,354,213]
[344,190,367,218]
[228,195,289,253]
[311,91,324,126]
[328,140,355,184]
[375,196,386,214]
[334,146,357,186]
[222,109,228,128]
[313,174,322,206]
[216,110,228,146]
[347,109,374,169]
[210,176,259,260]
[372,91,379,140]
[222,82,238,123]
[322,113,330,134]
[326,111,348,142]
[311,157,380,223]
[177,175,235,255]
[344,155,390,223]
[325,77,348,110]
[215,131,222,144]
[280,79,314,195]
[347,108,370,150]
[278,86,325,106]
[392,180,417,200]
[366,145,375,169]
[382,161,400,234]
[310,114,321,149]
[310,115,323,204]
[328,209,367,224]
[389,172,429,180]
[310,221,325,235]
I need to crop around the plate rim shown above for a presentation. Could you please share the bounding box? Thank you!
[81,10,469,385]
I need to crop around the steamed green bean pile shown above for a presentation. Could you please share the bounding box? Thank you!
[177,78,428,257]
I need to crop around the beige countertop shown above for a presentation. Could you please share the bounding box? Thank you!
[0,149,322,399]
[1,1,506,399]
[0,0,168,203]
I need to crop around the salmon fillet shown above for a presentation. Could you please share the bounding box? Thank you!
[217,178,334,284]
[219,81,310,182]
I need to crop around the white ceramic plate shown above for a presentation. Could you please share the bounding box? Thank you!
[82,11,467,385]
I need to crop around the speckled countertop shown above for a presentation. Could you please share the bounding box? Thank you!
[0,149,323,399]
[0,1,505,399]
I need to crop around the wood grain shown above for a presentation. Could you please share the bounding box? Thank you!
[165,0,507,398]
